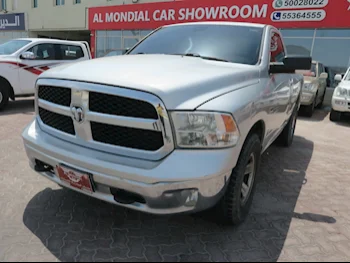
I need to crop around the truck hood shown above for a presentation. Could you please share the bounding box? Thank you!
[0,55,13,59]
[40,54,260,109]
[338,80,350,89]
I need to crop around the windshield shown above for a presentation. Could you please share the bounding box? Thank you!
[129,24,264,65]
[297,63,316,77]
[344,68,350,81]
[0,40,31,55]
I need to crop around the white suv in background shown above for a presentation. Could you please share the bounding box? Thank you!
[330,68,350,122]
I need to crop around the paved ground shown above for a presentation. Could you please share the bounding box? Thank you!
[0,98,350,262]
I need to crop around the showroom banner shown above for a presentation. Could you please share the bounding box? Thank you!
[88,0,350,30]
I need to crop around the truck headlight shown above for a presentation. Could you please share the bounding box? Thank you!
[171,112,240,148]
[303,83,317,92]
[336,87,348,97]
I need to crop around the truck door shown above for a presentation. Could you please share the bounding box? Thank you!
[18,42,86,94]
[268,30,293,138]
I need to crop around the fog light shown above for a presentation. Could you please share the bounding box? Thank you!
[185,190,198,207]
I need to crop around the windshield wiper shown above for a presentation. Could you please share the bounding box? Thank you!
[172,53,229,62]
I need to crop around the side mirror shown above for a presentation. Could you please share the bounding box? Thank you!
[269,56,312,74]
[122,48,130,55]
[20,51,35,60]
[334,74,343,82]
[320,72,328,79]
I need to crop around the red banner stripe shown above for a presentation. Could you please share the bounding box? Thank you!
[0,61,50,76]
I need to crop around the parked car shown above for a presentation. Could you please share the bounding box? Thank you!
[22,22,311,225]
[330,67,350,122]
[103,50,124,57]
[0,38,92,110]
[297,61,328,117]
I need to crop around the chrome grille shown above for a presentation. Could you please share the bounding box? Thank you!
[39,107,75,135]
[38,86,71,106]
[89,92,158,119]
[35,79,174,161]
[91,122,164,151]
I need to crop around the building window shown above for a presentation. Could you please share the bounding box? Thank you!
[33,0,38,8]
[55,0,64,6]
[1,0,7,10]
[74,0,81,4]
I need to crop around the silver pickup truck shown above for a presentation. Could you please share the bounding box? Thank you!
[22,22,311,225]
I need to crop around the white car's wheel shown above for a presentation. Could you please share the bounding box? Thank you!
[0,86,9,111]
[330,109,341,122]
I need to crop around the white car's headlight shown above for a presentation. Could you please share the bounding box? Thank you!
[171,112,240,148]
[303,83,317,92]
[336,87,348,97]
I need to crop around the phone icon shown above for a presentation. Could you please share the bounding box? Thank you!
[272,12,282,21]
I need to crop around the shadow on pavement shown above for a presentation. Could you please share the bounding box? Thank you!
[298,108,329,122]
[334,114,350,127]
[23,135,335,262]
[0,99,34,116]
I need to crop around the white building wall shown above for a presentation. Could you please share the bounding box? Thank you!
[3,0,173,31]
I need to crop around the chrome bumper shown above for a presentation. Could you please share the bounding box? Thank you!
[22,120,237,215]
[332,97,350,113]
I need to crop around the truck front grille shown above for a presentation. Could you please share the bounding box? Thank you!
[91,122,164,151]
[36,80,173,160]
[39,107,75,135]
[89,92,158,119]
[38,86,71,107]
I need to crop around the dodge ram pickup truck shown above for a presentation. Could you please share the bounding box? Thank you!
[0,38,91,110]
[22,22,311,225]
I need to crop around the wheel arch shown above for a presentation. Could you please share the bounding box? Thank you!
[246,120,266,145]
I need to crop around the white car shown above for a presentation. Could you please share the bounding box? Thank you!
[330,68,350,122]
[0,38,92,110]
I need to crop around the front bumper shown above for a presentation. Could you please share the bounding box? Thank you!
[22,120,237,215]
[300,91,316,106]
[332,97,350,113]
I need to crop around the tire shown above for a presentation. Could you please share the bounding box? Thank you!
[304,96,316,117]
[277,106,297,148]
[0,85,9,111]
[330,109,341,122]
[316,91,326,109]
[217,134,261,225]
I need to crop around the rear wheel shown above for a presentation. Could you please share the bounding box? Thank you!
[0,86,9,111]
[278,105,297,147]
[217,134,261,225]
[330,109,341,122]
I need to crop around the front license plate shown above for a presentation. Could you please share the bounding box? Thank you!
[56,165,94,194]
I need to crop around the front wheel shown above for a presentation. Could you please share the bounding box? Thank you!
[316,91,326,109]
[304,96,316,117]
[330,109,341,122]
[217,134,261,225]
[0,86,9,111]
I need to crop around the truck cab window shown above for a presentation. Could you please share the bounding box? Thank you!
[28,44,56,60]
